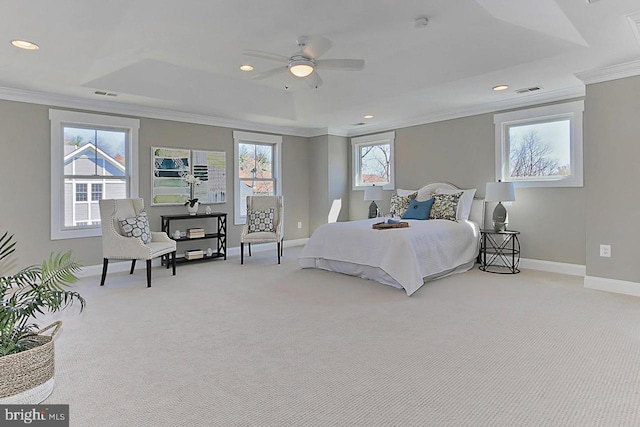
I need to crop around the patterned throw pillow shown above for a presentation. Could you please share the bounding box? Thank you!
[429,193,461,222]
[247,208,275,233]
[389,192,417,217]
[119,211,152,243]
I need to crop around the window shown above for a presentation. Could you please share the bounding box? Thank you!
[75,184,88,201]
[91,183,103,201]
[351,131,395,190]
[50,110,139,239]
[233,131,282,225]
[494,101,583,187]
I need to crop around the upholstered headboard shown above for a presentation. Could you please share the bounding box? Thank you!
[414,182,484,226]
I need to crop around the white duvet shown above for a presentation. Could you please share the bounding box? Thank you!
[298,218,480,296]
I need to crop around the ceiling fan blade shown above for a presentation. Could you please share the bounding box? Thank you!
[305,72,323,89]
[244,49,290,63]
[315,59,365,71]
[251,66,287,80]
[301,36,332,59]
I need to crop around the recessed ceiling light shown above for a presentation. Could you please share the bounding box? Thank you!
[239,64,254,71]
[11,39,39,50]
[493,85,509,91]
[363,115,374,119]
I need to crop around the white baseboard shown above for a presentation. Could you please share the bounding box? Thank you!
[78,238,309,277]
[584,275,640,298]
[519,258,586,276]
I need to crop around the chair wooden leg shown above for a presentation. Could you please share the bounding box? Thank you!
[146,259,152,288]
[281,239,284,256]
[100,258,108,286]
[277,241,281,264]
[129,259,136,274]
[241,242,244,265]
[248,243,252,256]
[172,251,176,276]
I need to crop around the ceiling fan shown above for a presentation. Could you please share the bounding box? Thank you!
[244,37,364,89]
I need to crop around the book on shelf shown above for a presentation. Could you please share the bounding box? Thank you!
[187,228,205,238]
[185,249,204,260]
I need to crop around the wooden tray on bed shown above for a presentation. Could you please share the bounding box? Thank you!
[372,221,409,230]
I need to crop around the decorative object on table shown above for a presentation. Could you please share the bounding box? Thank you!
[364,185,385,218]
[172,230,181,239]
[485,180,516,231]
[0,231,85,404]
[183,174,202,215]
[207,248,213,257]
[205,206,212,215]
[152,147,227,206]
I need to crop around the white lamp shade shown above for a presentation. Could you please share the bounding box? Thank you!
[485,181,515,202]
[364,185,385,201]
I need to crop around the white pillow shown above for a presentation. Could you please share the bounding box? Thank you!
[435,188,477,220]
[396,188,417,197]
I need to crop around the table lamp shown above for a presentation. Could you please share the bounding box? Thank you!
[364,185,385,218]
[485,180,515,231]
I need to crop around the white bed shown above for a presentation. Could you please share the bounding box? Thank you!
[298,183,484,296]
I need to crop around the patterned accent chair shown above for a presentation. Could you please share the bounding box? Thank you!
[99,198,176,287]
[240,195,284,264]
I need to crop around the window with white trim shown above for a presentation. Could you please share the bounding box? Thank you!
[233,131,282,225]
[50,110,139,239]
[494,101,583,187]
[351,131,395,190]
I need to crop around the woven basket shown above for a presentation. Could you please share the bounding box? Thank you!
[0,321,61,404]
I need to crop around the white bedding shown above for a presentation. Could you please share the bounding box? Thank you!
[298,217,480,296]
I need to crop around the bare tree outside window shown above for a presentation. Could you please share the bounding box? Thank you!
[360,144,390,184]
[508,121,570,179]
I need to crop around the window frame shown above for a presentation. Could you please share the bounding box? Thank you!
[351,131,395,190]
[233,130,282,225]
[50,109,139,240]
[494,100,584,188]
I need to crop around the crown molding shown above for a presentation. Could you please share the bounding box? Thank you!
[344,85,585,137]
[0,86,325,138]
[574,59,640,85]
[0,84,587,140]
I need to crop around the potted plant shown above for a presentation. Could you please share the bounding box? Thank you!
[183,173,202,215]
[0,230,85,403]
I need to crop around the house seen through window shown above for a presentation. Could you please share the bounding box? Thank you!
[50,109,139,239]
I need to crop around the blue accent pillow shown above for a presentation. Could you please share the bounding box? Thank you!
[401,198,435,220]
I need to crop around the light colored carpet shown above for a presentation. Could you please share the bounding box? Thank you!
[42,246,640,426]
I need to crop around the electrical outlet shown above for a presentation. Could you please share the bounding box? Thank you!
[600,244,611,258]
[297,221,302,229]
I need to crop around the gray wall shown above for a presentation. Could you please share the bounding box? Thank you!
[349,112,586,265]
[308,135,329,233]
[584,75,640,282]
[308,134,349,233]
[0,99,310,268]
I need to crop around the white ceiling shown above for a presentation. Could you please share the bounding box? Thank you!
[2,0,640,136]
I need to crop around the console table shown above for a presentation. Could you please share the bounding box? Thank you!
[161,212,227,265]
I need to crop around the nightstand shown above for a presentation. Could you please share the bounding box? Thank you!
[479,229,520,274]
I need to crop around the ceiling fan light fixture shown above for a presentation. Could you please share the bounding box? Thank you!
[289,59,315,77]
